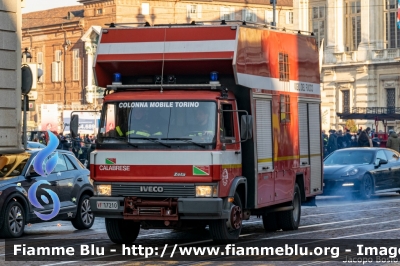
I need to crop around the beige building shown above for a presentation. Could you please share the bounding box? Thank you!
[295,0,400,133]
[0,0,23,151]
[22,0,295,132]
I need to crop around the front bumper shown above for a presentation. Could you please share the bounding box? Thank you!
[89,196,229,220]
[322,178,361,196]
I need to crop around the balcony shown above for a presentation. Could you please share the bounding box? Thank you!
[333,51,357,63]
[372,49,400,61]
[337,107,400,120]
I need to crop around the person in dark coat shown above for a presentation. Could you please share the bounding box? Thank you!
[386,131,400,152]
[358,130,372,147]
[327,130,338,154]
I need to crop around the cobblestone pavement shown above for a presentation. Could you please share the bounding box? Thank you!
[2,193,400,266]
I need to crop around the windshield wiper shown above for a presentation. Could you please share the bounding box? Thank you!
[129,137,171,148]
[101,136,138,148]
[161,138,207,149]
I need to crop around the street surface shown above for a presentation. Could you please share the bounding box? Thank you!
[2,194,400,266]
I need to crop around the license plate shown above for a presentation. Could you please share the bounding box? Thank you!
[97,201,118,210]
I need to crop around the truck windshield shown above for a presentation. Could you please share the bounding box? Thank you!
[99,101,217,146]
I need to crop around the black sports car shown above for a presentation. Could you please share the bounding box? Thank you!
[0,150,95,238]
[323,148,400,199]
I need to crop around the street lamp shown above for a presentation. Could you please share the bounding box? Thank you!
[22,47,32,63]
[21,48,33,150]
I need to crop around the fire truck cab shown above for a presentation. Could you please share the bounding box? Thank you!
[86,22,323,243]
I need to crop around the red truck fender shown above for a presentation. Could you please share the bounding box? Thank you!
[227,176,247,209]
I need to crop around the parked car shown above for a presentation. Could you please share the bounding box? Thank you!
[323,147,400,199]
[26,141,46,149]
[0,150,94,238]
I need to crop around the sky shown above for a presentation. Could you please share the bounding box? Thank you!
[22,0,82,14]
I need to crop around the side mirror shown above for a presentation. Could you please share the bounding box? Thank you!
[375,158,388,167]
[240,115,253,140]
[379,159,388,165]
[26,166,39,178]
[70,115,79,138]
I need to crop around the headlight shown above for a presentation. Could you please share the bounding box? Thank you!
[341,168,359,177]
[196,185,218,197]
[96,185,111,196]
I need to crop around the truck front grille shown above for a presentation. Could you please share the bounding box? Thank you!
[111,183,195,197]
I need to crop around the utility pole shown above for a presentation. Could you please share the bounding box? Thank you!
[271,0,276,27]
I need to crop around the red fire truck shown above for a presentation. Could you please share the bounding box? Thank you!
[85,22,323,243]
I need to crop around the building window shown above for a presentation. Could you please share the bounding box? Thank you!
[242,8,257,22]
[52,50,63,83]
[385,0,400,48]
[220,6,235,21]
[141,3,149,15]
[342,90,350,113]
[280,94,291,123]
[72,49,80,81]
[286,11,293,24]
[37,52,44,83]
[311,6,325,47]
[97,9,103,15]
[387,88,395,113]
[279,52,289,81]
[346,1,361,51]
[187,5,202,19]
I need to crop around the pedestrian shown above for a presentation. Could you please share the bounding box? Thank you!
[337,130,347,149]
[72,135,82,158]
[327,130,338,154]
[322,130,328,157]
[386,130,400,152]
[358,130,372,147]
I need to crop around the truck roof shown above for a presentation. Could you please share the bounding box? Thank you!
[95,24,320,97]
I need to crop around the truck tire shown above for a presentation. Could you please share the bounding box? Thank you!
[262,212,279,232]
[0,201,25,238]
[105,218,140,244]
[278,183,301,231]
[209,192,242,244]
[71,194,95,230]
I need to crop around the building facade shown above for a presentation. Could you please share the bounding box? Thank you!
[295,0,400,132]
[0,0,22,151]
[22,0,295,133]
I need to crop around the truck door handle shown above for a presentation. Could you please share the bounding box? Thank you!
[235,151,241,154]
[301,162,308,165]
[77,177,83,182]
[262,167,269,170]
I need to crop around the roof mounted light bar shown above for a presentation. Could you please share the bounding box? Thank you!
[107,83,222,90]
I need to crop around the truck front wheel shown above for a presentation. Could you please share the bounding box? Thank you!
[209,192,242,244]
[105,218,140,244]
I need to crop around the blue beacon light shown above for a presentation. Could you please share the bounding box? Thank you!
[113,73,122,84]
[210,71,219,81]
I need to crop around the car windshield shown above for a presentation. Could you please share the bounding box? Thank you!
[99,101,217,146]
[324,150,375,165]
[0,153,31,178]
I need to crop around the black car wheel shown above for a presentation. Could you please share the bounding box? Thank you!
[71,194,95,230]
[0,201,25,238]
[359,174,373,200]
